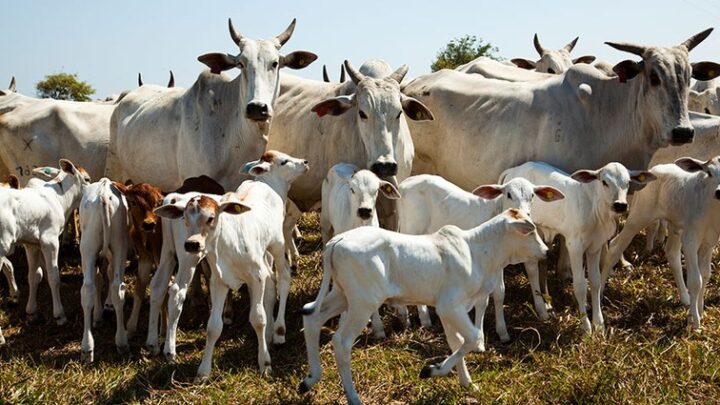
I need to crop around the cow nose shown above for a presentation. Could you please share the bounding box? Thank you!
[357,208,373,220]
[142,221,155,231]
[671,127,694,144]
[715,189,720,199]
[370,162,398,177]
[612,202,628,213]
[246,102,270,121]
[184,240,201,253]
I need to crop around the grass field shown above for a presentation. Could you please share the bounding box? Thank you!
[2,213,720,404]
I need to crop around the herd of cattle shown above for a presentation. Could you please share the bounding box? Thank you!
[3,18,720,403]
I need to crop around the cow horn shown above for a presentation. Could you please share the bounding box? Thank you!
[681,28,713,52]
[344,60,366,85]
[387,64,409,84]
[604,41,646,57]
[168,70,175,88]
[138,73,143,87]
[322,65,330,82]
[275,18,296,47]
[533,33,546,56]
[564,37,579,53]
[228,18,243,46]
[340,64,346,82]
[8,76,16,92]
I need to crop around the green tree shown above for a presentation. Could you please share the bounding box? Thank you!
[36,72,95,101]
[431,35,501,72]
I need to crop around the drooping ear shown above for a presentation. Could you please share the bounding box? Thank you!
[612,60,643,83]
[59,159,77,176]
[511,58,537,70]
[570,169,598,183]
[573,55,596,65]
[401,95,434,121]
[6,175,19,189]
[218,201,252,215]
[534,186,564,202]
[111,181,129,195]
[629,170,657,185]
[154,204,185,220]
[311,95,355,117]
[248,161,273,176]
[692,61,720,81]
[32,166,61,179]
[280,51,318,70]
[197,53,238,74]
[378,180,401,199]
[507,215,537,235]
[472,184,503,199]
[674,157,707,173]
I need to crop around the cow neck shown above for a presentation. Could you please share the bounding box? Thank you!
[576,182,616,234]
[462,215,512,273]
[254,174,291,202]
[47,175,82,222]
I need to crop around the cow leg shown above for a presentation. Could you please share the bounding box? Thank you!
[567,242,591,333]
[1,257,18,304]
[538,260,551,310]
[80,248,99,364]
[269,243,291,344]
[525,260,549,321]
[586,249,604,332]
[489,272,510,342]
[333,304,375,405]
[24,246,43,319]
[600,218,648,293]
[665,231,690,307]
[698,241,714,320]
[92,263,105,328]
[146,246,176,355]
[164,255,200,361]
[556,237,572,281]
[127,254,152,335]
[417,305,432,328]
[645,221,660,253]
[369,309,386,339]
[195,272,230,382]
[40,239,66,325]
[683,236,702,330]
[102,261,115,321]
[248,269,272,375]
[441,317,472,388]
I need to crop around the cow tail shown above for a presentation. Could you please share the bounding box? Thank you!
[300,236,341,315]
[100,181,113,258]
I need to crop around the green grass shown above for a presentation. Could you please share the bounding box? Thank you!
[2,213,720,404]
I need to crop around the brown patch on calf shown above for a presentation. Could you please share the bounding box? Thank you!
[507,208,522,220]
[260,150,281,163]
[197,195,220,212]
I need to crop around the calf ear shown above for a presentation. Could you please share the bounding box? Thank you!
[59,159,77,176]
[378,181,401,199]
[472,184,503,200]
[629,170,657,185]
[612,60,643,83]
[197,53,238,74]
[570,170,598,183]
[111,181,129,195]
[32,166,60,180]
[511,58,536,69]
[281,51,318,70]
[534,186,564,202]
[218,201,251,215]
[154,204,185,220]
[6,175,19,189]
[692,61,720,81]
[311,95,355,117]
[508,218,537,236]
[573,55,596,64]
[401,95,434,121]
[248,161,273,176]
[674,157,707,173]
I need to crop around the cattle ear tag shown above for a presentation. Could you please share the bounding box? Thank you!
[383,185,393,194]
[638,174,646,182]
[546,190,554,199]
[44,168,52,175]
[416,111,422,120]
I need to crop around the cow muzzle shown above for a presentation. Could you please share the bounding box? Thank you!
[370,161,398,177]
[184,240,202,253]
[357,207,373,220]
[715,189,720,199]
[142,220,156,232]
[246,102,271,121]
[612,201,628,213]
[670,127,694,145]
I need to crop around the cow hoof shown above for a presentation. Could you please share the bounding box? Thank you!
[419,364,439,379]
[580,318,592,333]
[273,333,286,345]
[116,344,130,355]
[0,334,6,345]
[194,374,209,384]
[260,365,272,377]
[81,350,94,364]
[26,312,38,322]
[102,306,115,322]
[680,295,691,308]
[165,352,177,364]
[298,380,311,393]
[55,315,67,326]
[538,311,550,321]
[145,344,160,357]
[499,333,511,344]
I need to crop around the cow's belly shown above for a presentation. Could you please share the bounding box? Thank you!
[115,125,181,190]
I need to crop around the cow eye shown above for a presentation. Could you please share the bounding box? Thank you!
[396,111,402,119]
[507,192,512,200]
[281,160,288,165]
[207,216,214,225]
[602,180,608,187]
[272,61,279,69]
[359,110,368,119]
[547,68,556,74]
[650,71,661,86]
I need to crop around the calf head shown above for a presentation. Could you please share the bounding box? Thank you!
[606,28,720,146]
[311,60,434,177]
[198,18,317,123]
[473,177,564,216]
[512,34,595,74]
[53,159,91,190]
[674,156,720,199]
[502,208,549,263]
[689,84,720,115]
[0,174,19,189]
[112,182,164,233]
[243,149,309,185]
[346,169,401,223]
[571,162,655,215]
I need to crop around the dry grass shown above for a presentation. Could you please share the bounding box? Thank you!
[2,213,720,404]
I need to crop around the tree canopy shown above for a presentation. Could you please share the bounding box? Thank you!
[431,35,501,72]
[36,73,95,101]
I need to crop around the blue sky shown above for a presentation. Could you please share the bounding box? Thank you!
[3,0,720,98]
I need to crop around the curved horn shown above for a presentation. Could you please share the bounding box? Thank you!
[322,65,330,82]
[387,64,409,84]
[168,70,175,88]
[564,36,579,52]
[681,28,714,52]
[340,64,346,82]
[228,18,243,46]
[604,41,646,57]
[138,73,143,87]
[533,33,546,56]
[8,76,16,92]
[275,18,297,47]
[344,60,366,85]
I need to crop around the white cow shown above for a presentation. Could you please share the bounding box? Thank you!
[155,150,308,379]
[501,161,655,332]
[300,209,548,404]
[689,76,720,115]
[602,157,720,329]
[397,174,563,338]
[509,34,596,74]
[107,18,317,191]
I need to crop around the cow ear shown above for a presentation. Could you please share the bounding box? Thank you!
[59,159,77,176]
[613,60,643,83]
[570,170,598,183]
[506,210,537,235]
[111,181,129,195]
[6,175,19,189]
[511,58,536,69]
[197,53,238,74]
[472,184,503,199]
[573,55,596,64]
[401,95,434,121]
[154,204,185,220]
[534,186,564,202]
[219,201,251,215]
[249,161,273,176]
[629,170,657,185]
[281,51,318,70]
[675,157,707,173]
[692,61,720,81]
[378,181,401,199]
[32,166,60,179]
[311,95,355,117]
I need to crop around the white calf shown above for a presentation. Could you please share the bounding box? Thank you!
[300,209,548,404]
[0,175,20,308]
[397,174,562,336]
[79,178,129,363]
[155,150,308,380]
[602,157,720,329]
[501,161,655,333]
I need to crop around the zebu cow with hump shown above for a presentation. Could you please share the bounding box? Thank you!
[404,29,720,190]
[106,18,317,191]
[268,59,434,228]
[494,34,596,74]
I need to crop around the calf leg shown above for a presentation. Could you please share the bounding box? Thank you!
[269,243,292,344]
[683,238,702,330]
[645,221,660,253]
[102,261,115,321]
[145,248,176,355]
[80,250,98,363]
[164,255,201,360]
[698,242,714,320]
[195,273,230,382]
[525,260,549,320]
[127,254,152,335]
[24,246,43,319]
[586,249,604,331]
[247,271,272,374]
[1,257,18,304]
[567,242,591,333]
[665,231,690,307]
[488,272,510,342]
[333,305,376,405]
[417,305,432,328]
[40,240,66,324]
[441,318,472,388]
[369,309,386,339]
